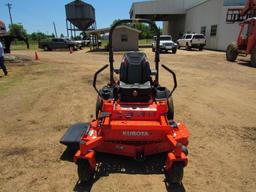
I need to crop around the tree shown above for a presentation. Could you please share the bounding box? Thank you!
[74,36,82,40]
[111,19,155,39]
[9,24,27,37]
[111,19,121,27]
[132,23,155,39]
[29,32,48,41]
[60,33,64,38]
[80,31,87,40]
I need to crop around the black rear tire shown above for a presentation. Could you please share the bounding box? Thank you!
[77,159,93,182]
[172,48,177,54]
[250,47,256,67]
[167,162,184,184]
[152,46,155,52]
[199,46,203,51]
[226,43,238,62]
[95,96,102,118]
[167,97,174,120]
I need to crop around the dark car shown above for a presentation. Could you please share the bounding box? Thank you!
[39,38,78,51]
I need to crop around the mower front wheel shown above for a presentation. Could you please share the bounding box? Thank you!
[167,161,184,184]
[77,159,94,182]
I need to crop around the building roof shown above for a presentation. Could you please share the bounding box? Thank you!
[185,0,208,10]
[86,25,141,35]
[115,25,141,33]
[86,27,110,35]
[130,0,209,18]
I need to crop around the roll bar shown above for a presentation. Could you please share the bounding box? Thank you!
[109,19,160,84]
[161,64,177,97]
[93,64,109,96]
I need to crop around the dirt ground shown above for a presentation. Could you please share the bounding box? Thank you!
[0,48,255,192]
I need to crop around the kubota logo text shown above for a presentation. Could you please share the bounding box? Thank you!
[122,131,149,136]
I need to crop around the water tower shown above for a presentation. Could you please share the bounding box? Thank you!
[65,0,96,38]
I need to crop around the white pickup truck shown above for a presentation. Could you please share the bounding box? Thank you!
[85,38,102,47]
[152,35,177,54]
[177,34,206,51]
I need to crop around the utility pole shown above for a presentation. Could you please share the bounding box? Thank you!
[6,3,13,25]
[53,22,58,37]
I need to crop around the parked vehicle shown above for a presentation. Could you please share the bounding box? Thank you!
[152,35,177,53]
[39,38,79,51]
[85,38,102,46]
[73,40,86,49]
[177,34,206,51]
[226,0,256,67]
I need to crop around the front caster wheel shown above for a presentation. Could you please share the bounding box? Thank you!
[167,162,184,184]
[77,159,94,182]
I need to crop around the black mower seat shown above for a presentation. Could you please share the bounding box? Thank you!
[119,52,152,102]
[120,52,151,84]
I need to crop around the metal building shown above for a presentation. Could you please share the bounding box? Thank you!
[112,26,141,51]
[130,0,246,50]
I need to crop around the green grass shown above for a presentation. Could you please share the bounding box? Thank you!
[139,39,153,45]
[0,61,50,96]
[100,39,153,48]
[0,74,23,95]
[11,40,38,51]
[101,40,109,48]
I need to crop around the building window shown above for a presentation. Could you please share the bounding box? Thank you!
[210,25,217,36]
[201,26,206,35]
[121,34,128,42]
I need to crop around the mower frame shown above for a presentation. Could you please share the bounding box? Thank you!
[61,19,189,185]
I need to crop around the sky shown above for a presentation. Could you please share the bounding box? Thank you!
[0,0,147,36]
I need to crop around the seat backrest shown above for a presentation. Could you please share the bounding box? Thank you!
[120,52,151,84]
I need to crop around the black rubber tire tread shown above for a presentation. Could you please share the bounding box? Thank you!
[226,43,238,62]
[172,48,177,54]
[168,161,184,184]
[167,97,174,120]
[250,46,256,67]
[95,96,102,118]
[77,159,92,182]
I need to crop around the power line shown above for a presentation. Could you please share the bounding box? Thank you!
[53,22,58,37]
[6,3,13,25]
